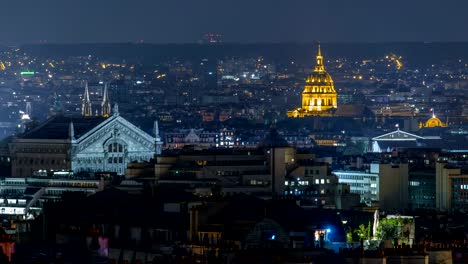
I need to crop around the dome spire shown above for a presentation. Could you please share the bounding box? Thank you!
[317,41,322,57]
[287,42,338,117]
[315,42,325,72]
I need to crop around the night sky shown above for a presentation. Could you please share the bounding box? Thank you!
[1,0,467,44]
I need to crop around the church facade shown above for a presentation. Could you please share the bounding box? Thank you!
[287,44,338,118]
[9,83,163,177]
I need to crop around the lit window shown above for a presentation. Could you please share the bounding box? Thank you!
[321,179,325,184]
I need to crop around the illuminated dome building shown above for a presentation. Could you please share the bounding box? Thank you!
[419,114,448,129]
[287,44,337,118]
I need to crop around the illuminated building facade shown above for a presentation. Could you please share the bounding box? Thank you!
[164,128,238,150]
[419,114,448,129]
[9,108,163,177]
[436,161,468,211]
[333,168,379,204]
[287,44,337,118]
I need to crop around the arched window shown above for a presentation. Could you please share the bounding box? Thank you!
[108,143,124,153]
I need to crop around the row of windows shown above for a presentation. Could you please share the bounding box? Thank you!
[47,182,97,188]
[0,199,26,205]
[305,169,322,176]
[18,148,64,153]
[335,174,377,181]
[306,98,333,106]
[108,143,124,153]
[78,159,102,164]
[315,179,329,184]
[166,134,217,138]
[247,180,269,186]
[108,157,124,164]
[308,86,334,93]
[410,195,435,200]
[46,190,64,196]
[4,181,25,185]
[350,190,377,195]
[285,181,310,186]
[348,183,367,187]
[167,139,215,143]
[17,159,67,165]
[0,190,22,195]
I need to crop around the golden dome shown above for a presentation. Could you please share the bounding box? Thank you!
[424,116,447,128]
[304,44,334,88]
[287,43,338,118]
[305,71,334,86]
[419,114,448,128]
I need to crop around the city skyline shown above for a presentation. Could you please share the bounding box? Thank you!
[0,2,467,262]
[1,0,468,44]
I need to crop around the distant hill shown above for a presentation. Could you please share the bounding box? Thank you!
[20,42,468,67]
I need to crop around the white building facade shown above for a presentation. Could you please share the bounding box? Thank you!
[332,164,379,204]
[10,109,163,177]
[71,113,162,175]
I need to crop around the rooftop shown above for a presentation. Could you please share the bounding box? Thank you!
[20,115,107,140]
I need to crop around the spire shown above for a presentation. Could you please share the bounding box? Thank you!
[82,81,93,117]
[84,81,90,101]
[69,121,75,140]
[153,120,160,139]
[314,42,325,72]
[317,42,322,57]
[113,103,119,116]
[101,82,111,117]
[25,102,32,116]
[154,120,163,155]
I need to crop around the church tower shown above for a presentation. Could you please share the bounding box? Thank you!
[82,81,93,117]
[287,43,338,118]
[101,83,112,117]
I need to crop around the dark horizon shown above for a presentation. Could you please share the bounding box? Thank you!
[12,42,468,68]
[2,40,468,46]
[1,0,468,44]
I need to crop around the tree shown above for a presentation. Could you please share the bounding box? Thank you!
[377,218,413,243]
[354,224,369,240]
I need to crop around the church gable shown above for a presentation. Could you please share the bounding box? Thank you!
[184,129,201,143]
[372,130,424,141]
[74,116,155,154]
